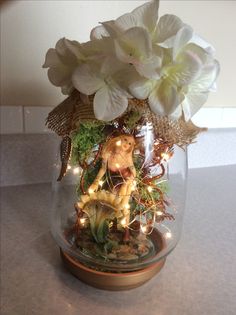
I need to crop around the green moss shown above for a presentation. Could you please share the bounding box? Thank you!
[71,121,106,165]
[124,110,142,129]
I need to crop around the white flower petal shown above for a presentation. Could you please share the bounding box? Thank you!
[101,20,120,38]
[94,86,128,121]
[55,38,78,64]
[155,14,183,46]
[170,49,202,85]
[47,66,72,87]
[115,13,137,32]
[191,34,215,54]
[90,25,110,40]
[43,49,61,68]
[148,88,166,116]
[63,38,85,60]
[170,104,183,120]
[61,84,74,95]
[191,60,220,92]
[182,91,209,120]
[72,64,104,95]
[55,38,67,56]
[135,55,162,80]
[129,78,156,99]
[56,38,84,65]
[113,64,139,94]
[114,0,159,33]
[210,82,217,92]
[43,38,84,90]
[114,27,152,64]
[82,38,114,58]
[131,0,159,33]
[100,57,126,77]
[149,81,181,115]
[173,25,193,59]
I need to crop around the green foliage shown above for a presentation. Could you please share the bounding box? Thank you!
[124,110,142,129]
[76,160,101,196]
[71,121,106,165]
[84,201,116,243]
[104,240,119,254]
[138,180,169,202]
[156,181,169,195]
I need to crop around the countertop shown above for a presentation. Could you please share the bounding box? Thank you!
[1,165,236,315]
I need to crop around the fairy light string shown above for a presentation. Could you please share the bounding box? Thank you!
[74,125,175,235]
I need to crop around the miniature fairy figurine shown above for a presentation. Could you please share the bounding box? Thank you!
[88,134,136,223]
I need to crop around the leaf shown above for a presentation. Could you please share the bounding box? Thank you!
[96,220,110,243]
[83,200,116,244]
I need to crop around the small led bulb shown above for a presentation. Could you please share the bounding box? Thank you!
[147,186,153,193]
[115,163,120,169]
[67,165,72,170]
[116,140,122,146]
[98,180,104,187]
[120,218,127,226]
[80,218,86,225]
[141,225,148,233]
[165,232,172,239]
[73,167,80,174]
[124,204,130,210]
[156,211,163,216]
[88,188,94,194]
[161,153,170,161]
[131,180,137,191]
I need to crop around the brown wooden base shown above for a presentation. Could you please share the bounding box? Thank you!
[60,249,166,291]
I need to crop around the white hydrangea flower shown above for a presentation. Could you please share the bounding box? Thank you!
[90,0,160,40]
[72,58,132,121]
[114,26,162,80]
[130,26,220,119]
[43,0,220,121]
[43,38,85,95]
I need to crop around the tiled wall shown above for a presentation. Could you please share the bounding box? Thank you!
[0,106,53,134]
[1,106,236,134]
[1,129,236,187]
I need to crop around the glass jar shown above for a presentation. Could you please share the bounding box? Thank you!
[50,110,187,288]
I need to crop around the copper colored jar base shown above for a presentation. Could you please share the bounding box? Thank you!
[60,249,166,291]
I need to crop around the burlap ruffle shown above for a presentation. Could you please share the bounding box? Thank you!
[46,90,206,146]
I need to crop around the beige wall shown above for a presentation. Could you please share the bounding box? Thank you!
[1,0,235,107]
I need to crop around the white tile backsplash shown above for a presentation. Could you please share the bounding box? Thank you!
[0,106,23,134]
[192,108,236,128]
[24,106,53,133]
[221,108,236,127]
[192,108,223,128]
[1,106,236,134]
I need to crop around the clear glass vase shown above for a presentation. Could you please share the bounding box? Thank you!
[51,115,187,281]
